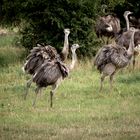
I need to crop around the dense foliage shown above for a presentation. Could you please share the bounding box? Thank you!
[1,0,140,56]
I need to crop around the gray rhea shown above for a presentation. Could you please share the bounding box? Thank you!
[116,11,140,69]
[116,11,133,46]
[95,14,121,44]
[23,29,70,100]
[27,44,80,107]
[94,28,136,91]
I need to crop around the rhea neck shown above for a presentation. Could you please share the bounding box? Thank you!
[127,29,135,59]
[69,49,77,70]
[61,33,70,61]
[124,14,130,31]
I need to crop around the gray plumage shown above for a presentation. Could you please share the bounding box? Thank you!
[116,29,140,69]
[95,14,121,43]
[25,44,80,107]
[94,28,135,91]
[94,45,129,73]
[116,11,138,47]
[33,60,69,87]
[116,11,140,69]
[23,29,70,101]
[23,44,58,75]
[117,30,140,49]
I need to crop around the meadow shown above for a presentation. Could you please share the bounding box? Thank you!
[0,30,140,140]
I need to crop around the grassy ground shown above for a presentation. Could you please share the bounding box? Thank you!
[0,32,140,140]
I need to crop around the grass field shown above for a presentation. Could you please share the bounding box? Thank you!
[0,32,140,140]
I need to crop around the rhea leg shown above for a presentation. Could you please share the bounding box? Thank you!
[132,55,136,70]
[32,86,41,106]
[50,84,59,108]
[101,63,116,91]
[24,78,33,100]
[50,78,62,107]
[100,73,107,91]
[109,73,115,90]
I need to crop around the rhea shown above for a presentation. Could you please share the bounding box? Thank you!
[116,11,140,69]
[95,13,121,44]
[94,28,136,91]
[26,44,80,107]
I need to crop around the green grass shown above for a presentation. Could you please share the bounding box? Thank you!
[0,33,26,66]
[0,34,15,47]
[0,33,140,140]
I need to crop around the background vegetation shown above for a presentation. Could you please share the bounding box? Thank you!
[1,0,140,56]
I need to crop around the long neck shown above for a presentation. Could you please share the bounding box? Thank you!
[124,15,130,31]
[61,34,69,61]
[127,30,135,58]
[69,50,77,70]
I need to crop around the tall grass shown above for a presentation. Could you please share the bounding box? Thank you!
[0,33,140,140]
[0,33,26,66]
[0,34,15,47]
